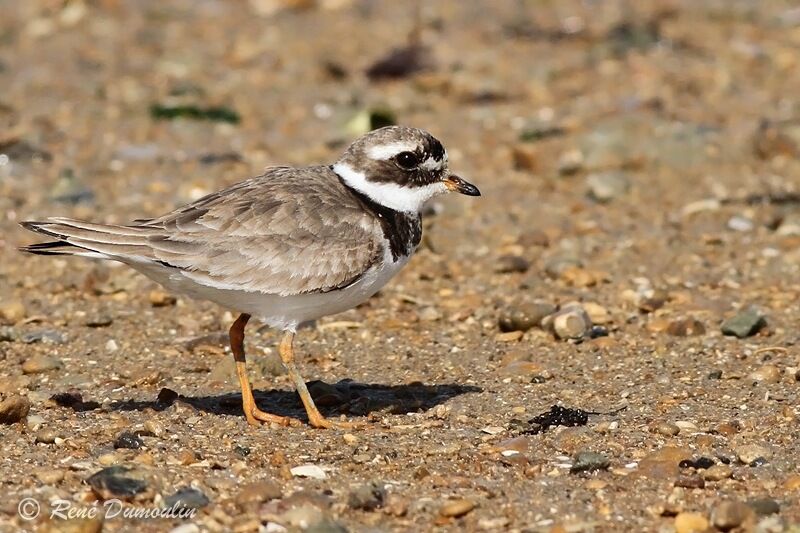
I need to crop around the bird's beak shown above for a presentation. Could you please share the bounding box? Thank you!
[443,175,481,196]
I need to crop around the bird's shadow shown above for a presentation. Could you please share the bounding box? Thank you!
[105,380,482,421]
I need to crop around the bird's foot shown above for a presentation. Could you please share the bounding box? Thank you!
[307,413,365,430]
[246,407,303,427]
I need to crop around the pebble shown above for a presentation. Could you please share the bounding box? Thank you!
[439,498,476,518]
[35,468,65,485]
[84,314,113,327]
[557,148,584,175]
[21,330,66,345]
[747,498,780,516]
[0,326,17,342]
[418,307,441,321]
[21,355,63,374]
[703,464,733,481]
[721,307,767,338]
[748,364,781,383]
[784,474,800,491]
[636,446,692,479]
[149,289,177,307]
[582,302,610,324]
[498,300,555,332]
[511,144,539,171]
[235,480,283,505]
[674,512,709,533]
[35,428,59,444]
[114,431,144,449]
[164,487,210,510]
[0,394,31,424]
[586,171,631,202]
[551,306,592,340]
[666,318,706,337]
[494,255,530,273]
[651,421,680,436]
[570,451,610,473]
[347,480,386,511]
[712,500,755,531]
[727,215,754,232]
[544,255,582,279]
[0,299,26,324]
[735,443,772,465]
[290,464,327,480]
[86,465,154,501]
[674,474,705,489]
[156,388,179,406]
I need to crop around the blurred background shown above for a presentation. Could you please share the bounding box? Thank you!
[2,1,800,531]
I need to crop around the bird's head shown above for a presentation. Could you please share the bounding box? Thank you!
[333,126,480,213]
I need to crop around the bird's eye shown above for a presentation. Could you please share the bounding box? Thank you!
[395,151,419,170]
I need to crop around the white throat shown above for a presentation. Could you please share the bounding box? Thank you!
[333,162,447,213]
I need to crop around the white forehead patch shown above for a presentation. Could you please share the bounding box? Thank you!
[366,142,418,161]
[333,162,448,213]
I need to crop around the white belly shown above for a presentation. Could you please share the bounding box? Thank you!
[130,252,411,331]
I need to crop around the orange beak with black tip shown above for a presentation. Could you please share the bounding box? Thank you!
[444,175,481,196]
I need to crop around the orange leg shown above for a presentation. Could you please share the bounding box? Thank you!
[279,330,360,429]
[229,313,291,427]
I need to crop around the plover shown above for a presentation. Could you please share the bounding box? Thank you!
[20,126,480,429]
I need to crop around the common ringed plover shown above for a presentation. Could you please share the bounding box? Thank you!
[20,126,480,429]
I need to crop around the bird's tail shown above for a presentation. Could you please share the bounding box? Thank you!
[19,218,160,262]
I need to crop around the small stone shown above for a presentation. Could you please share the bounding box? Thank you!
[439,498,476,518]
[84,314,113,327]
[712,500,755,531]
[570,451,610,473]
[666,317,706,337]
[784,474,800,490]
[747,498,780,516]
[674,512,709,533]
[156,388,179,406]
[0,326,17,342]
[105,339,119,352]
[544,255,582,279]
[0,299,26,324]
[164,487,210,510]
[418,307,441,321]
[143,420,164,437]
[235,480,283,506]
[35,428,59,444]
[651,421,680,436]
[582,302,610,324]
[35,468,65,485]
[674,474,705,489]
[637,447,692,479]
[114,432,144,450]
[149,289,177,307]
[552,307,591,340]
[494,255,530,274]
[721,307,767,338]
[586,171,631,202]
[0,394,31,424]
[498,300,555,332]
[511,144,540,171]
[748,364,781,383]
[384,493,408,517]
[557,149,583,175]
[735,443,772,465]
[86,465,154,501]
[347,481,386,511]
[342,433,358,445]
[22,355,63,374]
[727,215,754,232]
[290,464,327,480]
[21,330,67,345]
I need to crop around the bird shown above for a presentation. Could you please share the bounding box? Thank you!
[19,126,480,429]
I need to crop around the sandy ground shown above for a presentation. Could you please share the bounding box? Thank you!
[1,0,800,531]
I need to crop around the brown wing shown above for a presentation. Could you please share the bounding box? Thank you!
[21,166,384,296]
